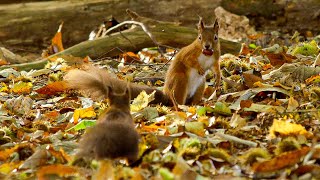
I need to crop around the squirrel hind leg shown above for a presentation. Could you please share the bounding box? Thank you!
[188,80,205,105]
[165,75,188,105]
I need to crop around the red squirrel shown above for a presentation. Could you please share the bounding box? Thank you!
[65,17,220,106]
[164,17,221,105]
[73,83,139,161]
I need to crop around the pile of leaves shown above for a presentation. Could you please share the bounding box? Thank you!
[0,27,320,180]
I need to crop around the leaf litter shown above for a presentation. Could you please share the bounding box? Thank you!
[0,14,320,180]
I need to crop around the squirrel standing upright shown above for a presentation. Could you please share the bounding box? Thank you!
[164,17,221,105]
[67,74,140,161]
[65,17,221,106]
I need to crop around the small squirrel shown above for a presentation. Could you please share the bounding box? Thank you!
[65,17,220,106]
[74,83,139,161]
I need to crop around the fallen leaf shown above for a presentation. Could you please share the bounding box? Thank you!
[269,120,313,139]
[212,102,232,116]
[121,52,141,63]
[252,146,310,172]
[240,100,253,109]
[263,52,295,67]
[0,162,22,174]
[242,72,263,88]
[185,121,205,137]
[67,119,96,131]
[37,164,80,180]
[11,81,32,94]
[42,23,64,57]
[287,96,299,111]
[72,106,96,124]
[36,81,68,95]
[131,91,155,112]
[305,74,320,84]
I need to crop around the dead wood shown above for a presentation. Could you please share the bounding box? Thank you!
[0,10,241,71]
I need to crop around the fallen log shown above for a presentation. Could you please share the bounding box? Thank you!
[0,10,241,71]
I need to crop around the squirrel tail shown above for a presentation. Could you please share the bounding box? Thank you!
[77,122,139,161]
[64,65,169,104]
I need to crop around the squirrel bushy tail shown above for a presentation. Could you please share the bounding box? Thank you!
[64,65,169,104]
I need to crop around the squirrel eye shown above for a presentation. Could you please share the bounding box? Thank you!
[214,34,218,41]
[198,35,202,40]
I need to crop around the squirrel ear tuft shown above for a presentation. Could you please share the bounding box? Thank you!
[125,83,131,100]
[198,17,204,31]
[213,18,219,32]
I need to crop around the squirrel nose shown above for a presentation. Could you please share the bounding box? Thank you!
[205,45,210,49]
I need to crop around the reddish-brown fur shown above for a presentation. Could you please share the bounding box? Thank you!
[163,18,221,105]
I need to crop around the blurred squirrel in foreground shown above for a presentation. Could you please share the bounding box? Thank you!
[65,67,139,161]
[65,17,221,107]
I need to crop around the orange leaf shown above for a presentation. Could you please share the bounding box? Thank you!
[262,63,273,71]
[305,74,320,84]
[51,23,64,53]
[47,146,71,164]
[36,81,68,95]
[252,146,310,172]
[0,143,29,161]
[37,164,79,180]
[141,124,162,133]
[248,33,265,40]
[240,43,251,56]
[121,52,141,63]
[0,59,9,66]
[42,23,64,57]
[44,111,60,118]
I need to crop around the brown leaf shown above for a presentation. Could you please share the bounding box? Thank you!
[263,51,296,66]
[242,73,263,88]
[252,146,310,173]
[240,100,253,109]
[36,81,68,95]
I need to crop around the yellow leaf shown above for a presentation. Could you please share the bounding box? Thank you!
[0,82,8,92]
[269,119,312,139]
[0,162,22,174]
[11,81,32,94]
[73,106,96,124]
[131,91,155,112]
